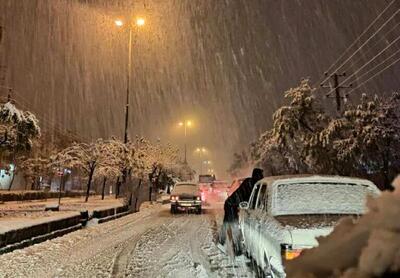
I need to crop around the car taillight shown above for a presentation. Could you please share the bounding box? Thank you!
[281,244,302,261]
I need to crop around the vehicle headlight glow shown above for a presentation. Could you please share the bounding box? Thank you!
[281,244,302,260]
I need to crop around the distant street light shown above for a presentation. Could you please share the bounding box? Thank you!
[203,160,212,174]
[178,120,192,163]
[114,19,124,27]
[115,17,145,143]
[195,147,207,174]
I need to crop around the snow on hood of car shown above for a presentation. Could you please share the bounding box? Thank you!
[270,177,380,216]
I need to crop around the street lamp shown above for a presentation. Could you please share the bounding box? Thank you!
[115,17,145,144]
[115,19,123,27]
[203,160,212,174]
[178,120,192,163]
[195,147,207,174]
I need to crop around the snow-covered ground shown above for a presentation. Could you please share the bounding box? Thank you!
[0,196,125,233]
[0,202,253,278]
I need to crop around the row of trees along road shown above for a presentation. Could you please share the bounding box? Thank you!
[229,80,400,190]
[0,100,194,203]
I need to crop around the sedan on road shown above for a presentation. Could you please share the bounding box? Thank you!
[239,175,380,277]
[170,182,202,214]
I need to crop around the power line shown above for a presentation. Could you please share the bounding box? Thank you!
[351,46,400,85]
[349,21,400,70]
[322,0,397,77]
[325,32,400,97]
[347,55,400,95]
[319,4,400,86]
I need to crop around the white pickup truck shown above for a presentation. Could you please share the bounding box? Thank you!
[239,175,380,277]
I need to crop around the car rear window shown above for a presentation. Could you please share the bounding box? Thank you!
[271,181,379,216]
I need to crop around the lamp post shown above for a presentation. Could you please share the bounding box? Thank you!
[115,17,145,144]
[178,120,192,163]
[115,17,145,197]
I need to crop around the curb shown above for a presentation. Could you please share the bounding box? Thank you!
[0,206,134,255]
[97,210,132,224]
[0,223,82,255]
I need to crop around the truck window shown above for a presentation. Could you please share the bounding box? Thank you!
[256,183,268,210]
[249,183,261,209]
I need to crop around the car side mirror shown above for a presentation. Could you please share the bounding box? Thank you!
[239,201,249,210]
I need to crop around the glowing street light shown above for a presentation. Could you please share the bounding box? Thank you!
[195,147,207,174]
[203,160,212,174]
[178,120,193,163]
[115,19,124,27]
[136,18,145,26]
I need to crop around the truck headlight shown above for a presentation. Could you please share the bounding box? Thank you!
[170,195,179,201]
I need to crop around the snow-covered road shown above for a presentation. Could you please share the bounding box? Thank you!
[0,203,253,278]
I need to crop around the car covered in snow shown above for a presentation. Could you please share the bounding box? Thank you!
[170,182,202,214]
[239,175,380,277]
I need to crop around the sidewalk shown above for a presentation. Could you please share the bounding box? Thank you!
[0,196,125,234]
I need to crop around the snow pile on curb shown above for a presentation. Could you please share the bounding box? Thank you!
[285,178,400,277]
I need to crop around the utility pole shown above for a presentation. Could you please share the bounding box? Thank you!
[321,72,352,112]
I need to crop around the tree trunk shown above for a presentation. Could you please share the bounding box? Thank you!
[85,167,95,202]
[134,179,142,212]
[115,176,120,199]
[7,165,16,191]
[101,177,107,200]
[149,185,153,202]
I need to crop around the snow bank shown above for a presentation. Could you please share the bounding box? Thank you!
[285,187,400,277]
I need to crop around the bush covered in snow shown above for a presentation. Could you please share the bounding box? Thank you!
[0,101,40,157]
[230,80,400,189]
